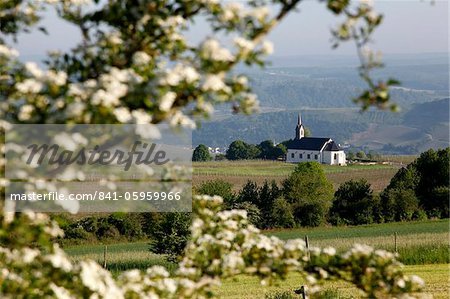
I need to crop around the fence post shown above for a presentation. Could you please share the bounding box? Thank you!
[304,235,310,258]
[394,232,398,253]
[103,245,108,268]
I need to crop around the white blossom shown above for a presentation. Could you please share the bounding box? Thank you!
[159,92,177,112]
[234,37,255,52]
[0,44,19,57]
[46,70,67,86]
[25,62,44,78]
[202,75,228,92]
[251,6,270,21]
[132,51,151,66]
[113,107,132,122]
[18,105,34,121]
[201,39,234,62]
[131,110,151,124]
[261,40,274,55]
[16,79,43,93]
[169,111,196,129]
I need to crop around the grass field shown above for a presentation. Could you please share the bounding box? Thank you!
[193,160,400,191]
[215,264,449,298]
[65,220,448,270]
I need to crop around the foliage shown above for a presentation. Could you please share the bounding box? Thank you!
[383,147,449,218]
[148,212,191,262]
[381,188,420,222]
[265,290,297,299]
[283,162,334,227]
[62,213,145,243]
[238,180,260,204]
[414,148,449,217]
[233,201,261,226]
[0,197,426,298]
[258,140,287,160]
[195,179,235,207]
[226,140,261,160]
[257,180,281,228]
[271,197,296,229]
[330,179,379,225]
[192,144,212,162]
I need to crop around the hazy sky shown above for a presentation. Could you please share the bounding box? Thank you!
[9,0,449,59]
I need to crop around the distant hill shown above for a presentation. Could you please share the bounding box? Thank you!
[193,99,449,154]
[403,98,449,128]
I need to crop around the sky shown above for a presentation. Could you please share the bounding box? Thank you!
[8,0,449,60]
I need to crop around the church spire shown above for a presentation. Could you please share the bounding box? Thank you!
[295,112,305,140]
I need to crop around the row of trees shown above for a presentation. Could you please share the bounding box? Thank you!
[193,134,316,162]
[195,147,449,228]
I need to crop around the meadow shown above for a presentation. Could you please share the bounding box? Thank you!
[65,219,449,298]
[193,160,402,191]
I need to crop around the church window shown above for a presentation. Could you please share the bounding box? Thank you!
[314,154,318,160]
[334,153,337,159]
[299,154,303,159]
[307,154,310,159]
[291,153,294,158]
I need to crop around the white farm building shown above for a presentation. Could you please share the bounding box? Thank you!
[286,114,346,165]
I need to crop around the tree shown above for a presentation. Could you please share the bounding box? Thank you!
[233,202,261,226]
[356,151,367,159]
[192,144,212,162]
[414,148,449,216]
[149,212,191,262]
[226,140,260,160]
[258,140,286,160]
[196,179,236,207]
[382,148,449,218]
[257,180,281,228]
[346,151,356,161]
[381,188,420,222]
[237,180,259,204]
[330,179,378,225]
[271,197,295,228]
[283,162,334,226]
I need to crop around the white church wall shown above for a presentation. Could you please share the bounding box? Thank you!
[286,150,322,163]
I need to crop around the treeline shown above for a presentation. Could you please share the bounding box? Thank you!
[196,147,449,228]
[193,139,288,161]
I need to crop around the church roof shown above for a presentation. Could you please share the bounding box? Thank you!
[323,140,342,151]
[287,137,331,151]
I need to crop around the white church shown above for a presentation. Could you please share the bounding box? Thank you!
[286,114,346,165]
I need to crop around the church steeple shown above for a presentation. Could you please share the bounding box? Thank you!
[295,113,304,140]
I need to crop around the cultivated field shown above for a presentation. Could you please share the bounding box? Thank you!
[193,160,401,191]
[65,219,449,298]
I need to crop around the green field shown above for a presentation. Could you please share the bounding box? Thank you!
[193,160,397,177]
[215,264,449,299]
[65,219,449,297]
[193,160,401,191]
